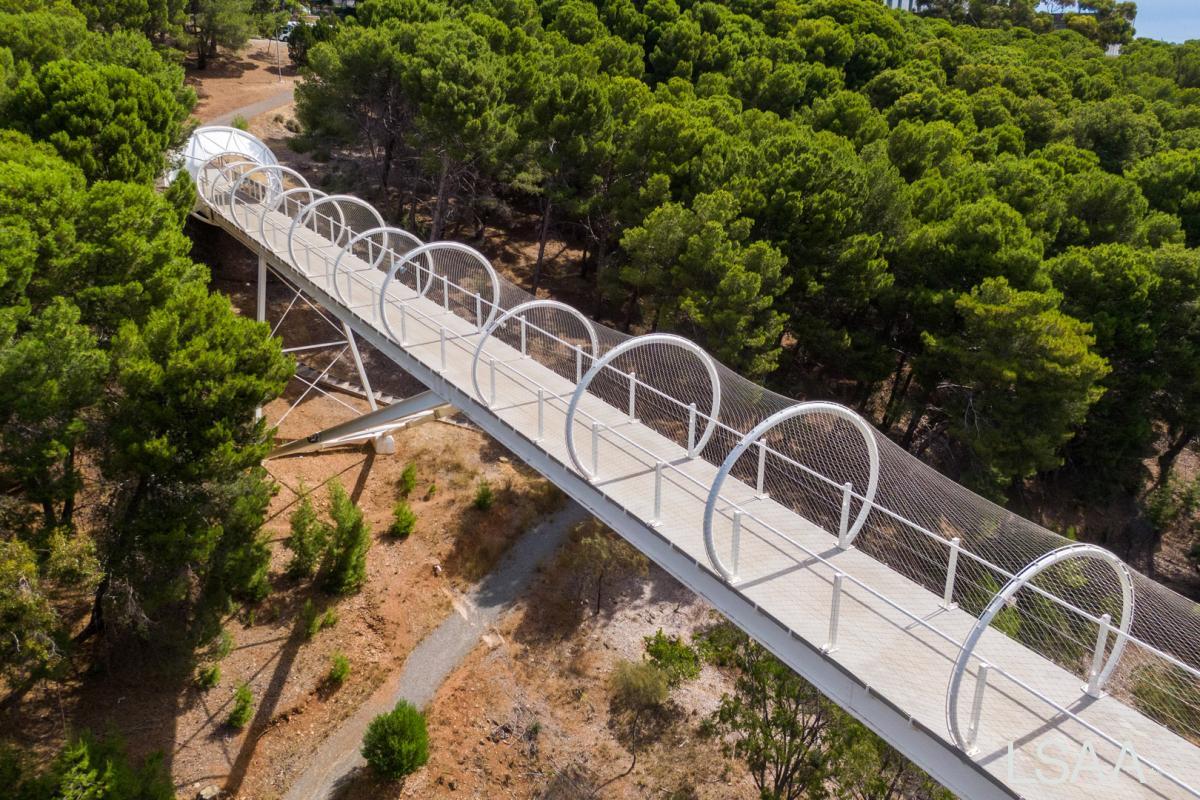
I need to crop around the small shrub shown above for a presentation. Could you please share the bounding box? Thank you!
[473,481,494,511]
[388,501,417,539]
[284,117,302,133]
[320,481,370,595]
[398,463,417,497]
[211,627,234,661]
[287,489,329,579]
[424,483,437,501]
[273,113,285,123]
[327,652,350,687]
[227,683,254,729]
[644,629,701,687]
[301,599,338,640]
[610,660,669,713]
[230,114,249,131]
[362,700,429,780]
[196,664,221,691]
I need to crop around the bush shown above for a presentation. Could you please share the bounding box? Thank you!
[227,683,254,729]
[362,700,430,780]
[287,489,329,579]
[320,481,370,595]
[398,462,417,498]
[388,500,417,539]
[424,483,437,500]
[301,599,338,640]
[231,114,249,131]
[644,629,701,687]
[327,652,350,687]
[610,660,669,712]
[8,732,174,800]
[473,481,494,511]
[196,664,221,691]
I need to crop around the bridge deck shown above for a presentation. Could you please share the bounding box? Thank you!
[209,196,1200,800]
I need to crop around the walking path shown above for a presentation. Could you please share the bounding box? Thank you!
[282,500,589,800]
[206,87,297,128]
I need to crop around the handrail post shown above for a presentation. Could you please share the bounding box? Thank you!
[966,663,990,754]
[837,482,854,549]
[441,273,449,312]
[520,316,528,357]
[488,356,497,407]
[591,422,603,478]
[1085,613,1112,697]
[942,537,961,610]
[731,510,742,580]
[575,348,583,383]
[755,438,768,499]
[474,292,482,328]
[687,403,698,458]
[536,389,545,442]
[627,371,637,420]
[651,461,663,526]
[824,573,844,653]
[439,327,447,371]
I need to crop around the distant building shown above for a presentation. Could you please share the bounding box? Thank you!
[882,0,918,9]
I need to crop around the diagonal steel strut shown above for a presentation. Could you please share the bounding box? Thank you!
[267,389,454,459]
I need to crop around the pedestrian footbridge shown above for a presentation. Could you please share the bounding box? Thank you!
[184,126,1200,799]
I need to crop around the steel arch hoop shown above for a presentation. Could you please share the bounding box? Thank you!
[262,187,329,248]
[182,125,276,181]
[228,163,311,226]
[470,300,600,406]
[702,402,880,580]
[387,242,501,329]
[564,333,722,481]
[287,195,384,268]
[945,543,1135,751]
[197,155,260,207]
[331,226,424,303]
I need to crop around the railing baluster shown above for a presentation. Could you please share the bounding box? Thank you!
[442,273,450,312]
[591,422,603,478]
[966,663,990,753]
[536,389,544,441]
[824,573,844,653]
[652,461,663,526]
[520,316,528,356]
[575,348,583,383]
[731,510,742,579]
[628,371,637,419]
[687,403,698,457]
[475,292,482,328]
[942,537,961,610]
[1085,613,1112,697]
[755,438,768,499]
[837,482,853,549]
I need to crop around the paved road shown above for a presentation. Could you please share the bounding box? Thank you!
[207,87,296,128]
[281,500,589,800]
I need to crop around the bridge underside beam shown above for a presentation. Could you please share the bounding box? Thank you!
[267,388,454,459]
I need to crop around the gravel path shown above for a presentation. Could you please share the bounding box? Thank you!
[282,500,589,800]
[207,86,296,127]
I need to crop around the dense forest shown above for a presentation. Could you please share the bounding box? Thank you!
[293,0,1200,571]
[0,0,291,693]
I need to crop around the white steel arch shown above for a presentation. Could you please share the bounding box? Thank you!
[262,187,329,244]
[945,543,1135,751]
[331,226,423,302]
[229,163,311,225]
[382,242,502,331]
[197,155,261,207]
[181,125,276,182]
[701,401,880,581]
[565,333,721,481]
[470,299,600,406]
[287,194,384,266]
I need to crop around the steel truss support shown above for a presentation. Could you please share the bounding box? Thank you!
[257,251,407,454]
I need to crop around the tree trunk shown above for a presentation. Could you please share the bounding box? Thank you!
[380,135,396,191]
[430,152,451,241]
[62,443,76,528]
[900,406,926,451]
[531,196,552,293]
[881,352,910,430]
[1156,427,1195,489]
